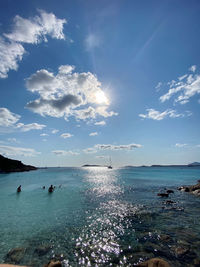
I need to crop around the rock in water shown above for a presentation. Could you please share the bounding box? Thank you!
[5,248,25,264]
[136,257,170,267]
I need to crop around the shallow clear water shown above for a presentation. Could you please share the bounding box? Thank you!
[0,166,200,266]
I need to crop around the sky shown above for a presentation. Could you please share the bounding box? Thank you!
[0,0,200,167]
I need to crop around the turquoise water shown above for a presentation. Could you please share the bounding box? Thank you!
[0,167,200,266]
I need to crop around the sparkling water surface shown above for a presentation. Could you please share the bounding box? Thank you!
[0,167,200,266]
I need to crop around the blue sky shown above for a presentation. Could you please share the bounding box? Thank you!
[0,0,200,167]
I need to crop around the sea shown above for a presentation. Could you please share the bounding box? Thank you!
[0,166,200,266]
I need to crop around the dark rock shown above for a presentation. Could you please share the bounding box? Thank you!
[0,154,37,173]
[166,190,174,194]
[34,245,51,256]
[185,187,190,192]
[136,257,170,267]
[6,247,25,263]
[157,193,169,197]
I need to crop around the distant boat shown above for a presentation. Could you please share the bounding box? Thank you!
[107,157,113,169]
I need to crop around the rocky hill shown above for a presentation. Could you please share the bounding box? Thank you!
[0,154,37,173]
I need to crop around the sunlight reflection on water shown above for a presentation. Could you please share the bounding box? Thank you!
[74,168,141,265]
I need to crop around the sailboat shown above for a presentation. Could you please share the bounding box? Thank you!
[107,157,113,169]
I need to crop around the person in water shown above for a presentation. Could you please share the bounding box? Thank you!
[48,185,54,193]
[17,185,21,193]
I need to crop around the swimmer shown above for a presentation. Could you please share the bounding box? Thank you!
[48,185,54,193]
[17,185,21,193]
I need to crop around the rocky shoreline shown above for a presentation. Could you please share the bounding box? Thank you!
[178,180,200,196]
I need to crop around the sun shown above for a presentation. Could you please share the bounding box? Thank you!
[95,91,109,104]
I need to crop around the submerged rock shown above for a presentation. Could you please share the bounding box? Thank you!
[136,257,170,267]
[157,193,169,197]
[193,258,200,266]
[164,200,176,205]
[159,234,172,243]
[5,247,25,264]
[34,245,51,256]
[166,190,174,194]
[173,246,189,257]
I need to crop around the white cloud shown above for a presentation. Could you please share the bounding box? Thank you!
[189,65,197,72]
[89,132,98,136]
[160,66,200,104]
[26,65,117,122]
[52,150,79,155]
[83,143,142,153]
[139,108,186,120]
[96,155,106,159]
[60,133,73,139]
[178,74,187,81]
[94,120,106,126]
[94,143,142,150]
[0,108,20,126]
[40,133,49,136]
[175,143,187,148]
[155,82,162,91]
[83,147,98,154]
[0,145,40,157]
[0,107,46,132]
[0,10,66,78]
[16,122,46,132]
[4,10,66,44]
[7,138,19,143]
[85,33,101,50]
[52,129,59,134]
[0,37,25,78]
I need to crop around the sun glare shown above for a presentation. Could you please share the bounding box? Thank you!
[95,91,109,104]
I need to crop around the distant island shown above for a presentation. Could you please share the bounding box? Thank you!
[82,164,106,167]
[123,162,200,168]
[0,154,37,173]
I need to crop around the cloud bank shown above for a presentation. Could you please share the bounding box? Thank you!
[83,143,142,154]
[0,10,66,78]
[0,145,40,157]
